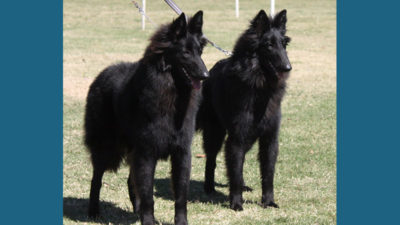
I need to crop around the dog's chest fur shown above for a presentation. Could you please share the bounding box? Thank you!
[235,87,283,135]
[143,71,200,150]
[156,72,200,127]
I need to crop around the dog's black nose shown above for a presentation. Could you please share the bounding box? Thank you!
[280,64,292,72]
[200,71,209,80]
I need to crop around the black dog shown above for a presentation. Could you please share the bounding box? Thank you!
[196,9,291,211]
[84,11,208,225]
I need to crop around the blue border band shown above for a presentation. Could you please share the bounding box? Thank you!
[2,0,400,223]
[338,0,400,224]
[0,0,62,223]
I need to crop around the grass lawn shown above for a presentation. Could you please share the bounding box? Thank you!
[63,0,336,224]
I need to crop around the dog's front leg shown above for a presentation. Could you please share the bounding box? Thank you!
[171,147,191,225]
[225,137,246,211]
[131,155,157,225]
[259,132,280,209]
[128,169,140,213]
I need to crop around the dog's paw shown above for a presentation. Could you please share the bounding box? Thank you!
[142,215,155,225]
[142,221,155,225]
[242,185,253,192]
[230,195,244,211]
[88,207,100,219]
[175,214,188,225]
[230,203,243,211]
[175,222,188,225]
[261,200,279,209]
[204,183,216,194]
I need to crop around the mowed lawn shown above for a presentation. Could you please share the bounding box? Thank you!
[63,0,336,224]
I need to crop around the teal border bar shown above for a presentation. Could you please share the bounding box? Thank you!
[0,0,62,223]
[338,0,400,224]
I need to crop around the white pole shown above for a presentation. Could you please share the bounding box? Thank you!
[235,0,239,18]
[142,0,146,30]
[270,0,275,16]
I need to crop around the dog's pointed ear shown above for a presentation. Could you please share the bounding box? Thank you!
[169,13,187,40]
[188,10,203,35]
[251,10,270,36]
[273,9,287,32]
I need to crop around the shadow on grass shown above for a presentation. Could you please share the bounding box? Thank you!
[64,180,257,224]
[154,178,260,209]
[154,178,228,205]
[63,197,139,224]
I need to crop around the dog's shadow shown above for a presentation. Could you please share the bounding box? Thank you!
[63,197,141,224]
[63,180,228,224]
[155,179,258,206]
[154,178,228,204]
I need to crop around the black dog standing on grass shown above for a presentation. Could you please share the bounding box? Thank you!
[196,9,291,211]
[84,11,208,225]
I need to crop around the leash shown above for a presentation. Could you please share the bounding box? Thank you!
[163,0,233,56]
[131,0,232,56]
[131,0,158,28]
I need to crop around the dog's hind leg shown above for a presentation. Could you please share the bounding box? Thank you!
[259,132,279,209]
[171,147,191,225]
[88,163,106,218]
[203,123,226,194]
[87,141,123,218]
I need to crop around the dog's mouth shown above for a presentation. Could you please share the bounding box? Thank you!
[268,61,288,77]
[182,68,202,90]
[268,61,280,76]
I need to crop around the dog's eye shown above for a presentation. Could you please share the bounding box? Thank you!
[183,50,190,56]
[267,42,273,48]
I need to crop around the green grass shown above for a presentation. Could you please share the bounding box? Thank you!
[63,0,336,224]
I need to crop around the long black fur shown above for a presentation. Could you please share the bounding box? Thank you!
[84,11,208,225]
[196,9,292,211]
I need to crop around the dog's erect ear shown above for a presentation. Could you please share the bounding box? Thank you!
[251,10,270,36]
[273,9,287,32]
[188,10,203,35]
[169,13,187,40]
